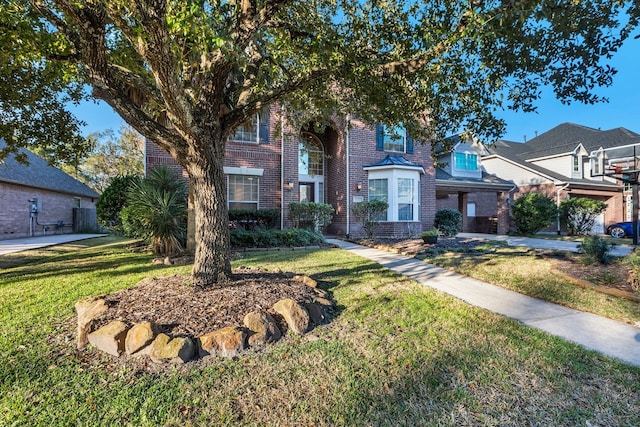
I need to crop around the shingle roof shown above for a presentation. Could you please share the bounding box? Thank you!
[0,140,99,198]
[364,154,424,169]
[435,168,514,190]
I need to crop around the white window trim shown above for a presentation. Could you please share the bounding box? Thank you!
[368,169,420,222]
[223,166,264,176]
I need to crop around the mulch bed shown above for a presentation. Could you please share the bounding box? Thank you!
[96,267,321,337]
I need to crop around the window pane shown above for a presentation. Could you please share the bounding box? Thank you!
[230,114,258,143]
[299,139,324,176]
[455,152,478,171]
[368,178,388,221]
[397,178,414,221]
[228,175,258,210]
[383,124,405,152]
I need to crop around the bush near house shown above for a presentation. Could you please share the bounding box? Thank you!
[289,202,334,230]
[122,166,188,255]
[511,193,557,235]
[434,208,462,237]
[559,197,607,235]
[229,209,280,230]
[351,200,389,240]
[230,228,324,247]
[96,174,139,232]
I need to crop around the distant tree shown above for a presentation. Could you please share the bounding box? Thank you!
[82,126,145,192]
[560,197,607,236]
[511,193,557,235]
[3,1,639,288]
[96,174,139,231]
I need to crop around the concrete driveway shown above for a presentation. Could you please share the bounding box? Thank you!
[0,234,108,256]
[457,233,634,257]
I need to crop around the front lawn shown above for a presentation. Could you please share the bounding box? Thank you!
[1,236,639,426]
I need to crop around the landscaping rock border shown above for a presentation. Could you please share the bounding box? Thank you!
[76,274,335,364]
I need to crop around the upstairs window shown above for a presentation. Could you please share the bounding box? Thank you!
[454,152,478,171]
[298,135,324,176]
[229,108,270,144]
[376,124,413,153]
[573,155,580,172]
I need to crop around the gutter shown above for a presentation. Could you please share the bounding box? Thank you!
[556,182,570,235]
[280,108,285,230]
[345,114,351,237]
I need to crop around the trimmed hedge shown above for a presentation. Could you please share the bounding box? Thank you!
[229,209,280,230]
[230,228,324,248]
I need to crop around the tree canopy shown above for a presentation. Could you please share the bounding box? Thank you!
[2,0,638,287]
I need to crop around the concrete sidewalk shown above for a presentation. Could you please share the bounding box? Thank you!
[0,234,108,256]
[457,232,634,257]
[327,238,640,367]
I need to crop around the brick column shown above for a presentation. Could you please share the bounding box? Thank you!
[458,191,469,232]
[496,191,510,235]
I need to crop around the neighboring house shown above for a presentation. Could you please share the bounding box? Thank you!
[146,105,437,238]
[480,123,640,234]
[435,136,514,234]
[0,140,99,240]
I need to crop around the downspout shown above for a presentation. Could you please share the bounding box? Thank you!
[281,109,285,230]
[345,114,351,237]
[556,182,570,235]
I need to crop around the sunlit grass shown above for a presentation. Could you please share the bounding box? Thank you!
[1,238,639,426]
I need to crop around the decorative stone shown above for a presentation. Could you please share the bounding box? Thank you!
[313,288,329,298]
[125,321,158,355]
[294,275,318,288]
[163,256,174,266]
[198,326,246,358]
[304,302,325,325]
[87,321,129,357]
[75,296,108,349]
[314,297,333,307]
[150,334,195,364]
[272,298,310,335]
[243,310,281,346]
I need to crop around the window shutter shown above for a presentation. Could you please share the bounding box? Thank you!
[376,124,384,151]
[407,135,414,154]
[259,108,270,144]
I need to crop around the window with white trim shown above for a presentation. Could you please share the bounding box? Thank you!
[227,175,259,210]
[454,152,478,171]
[229,113,259,143]
[367,169,420,222]
[368,178,388,221]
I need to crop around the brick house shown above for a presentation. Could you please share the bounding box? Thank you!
[480,123,639,234]
[0,140,99,240]
[146,105,438,238]
[435,136,514,234]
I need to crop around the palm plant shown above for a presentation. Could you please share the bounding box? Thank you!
[126,166,188,255]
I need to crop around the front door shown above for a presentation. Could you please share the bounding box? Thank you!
[299,182,315,203]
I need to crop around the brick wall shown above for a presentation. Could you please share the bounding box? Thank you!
[145,107,437,238]
[0,182,96,240]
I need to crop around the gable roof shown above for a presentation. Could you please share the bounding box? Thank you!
[0,140,99,198]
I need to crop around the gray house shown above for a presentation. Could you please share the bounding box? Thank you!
[0,141,99,240]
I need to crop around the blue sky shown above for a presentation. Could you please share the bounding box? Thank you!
[72,37,640,143]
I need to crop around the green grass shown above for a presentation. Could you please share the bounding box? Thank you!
[424,247,640,325]
[1,236,640,426]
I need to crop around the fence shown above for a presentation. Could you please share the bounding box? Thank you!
[73,208,98,232]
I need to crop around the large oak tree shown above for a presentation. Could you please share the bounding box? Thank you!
[1,0,638,288]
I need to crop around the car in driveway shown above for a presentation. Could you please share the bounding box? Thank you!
[607,221,633,238]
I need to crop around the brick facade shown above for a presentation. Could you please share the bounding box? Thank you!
[0,181,96,239]
[146,106,437,238]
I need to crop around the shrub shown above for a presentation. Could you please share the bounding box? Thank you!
[124,166,188,255]
[511,193,557,235]
[434,209,462,237]
[229,209,280,230]
[578,235,613,265]
[289,202,334,230]
[96,174,139,231]
[230,228,324,248]
[624,251,640,291]
[559,197,607,235]
[351,200,389,240]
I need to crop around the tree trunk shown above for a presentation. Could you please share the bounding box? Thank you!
[188,140,232,289]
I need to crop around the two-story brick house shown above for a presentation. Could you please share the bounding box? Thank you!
[146,105,438,238]
[480,123,639,234]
